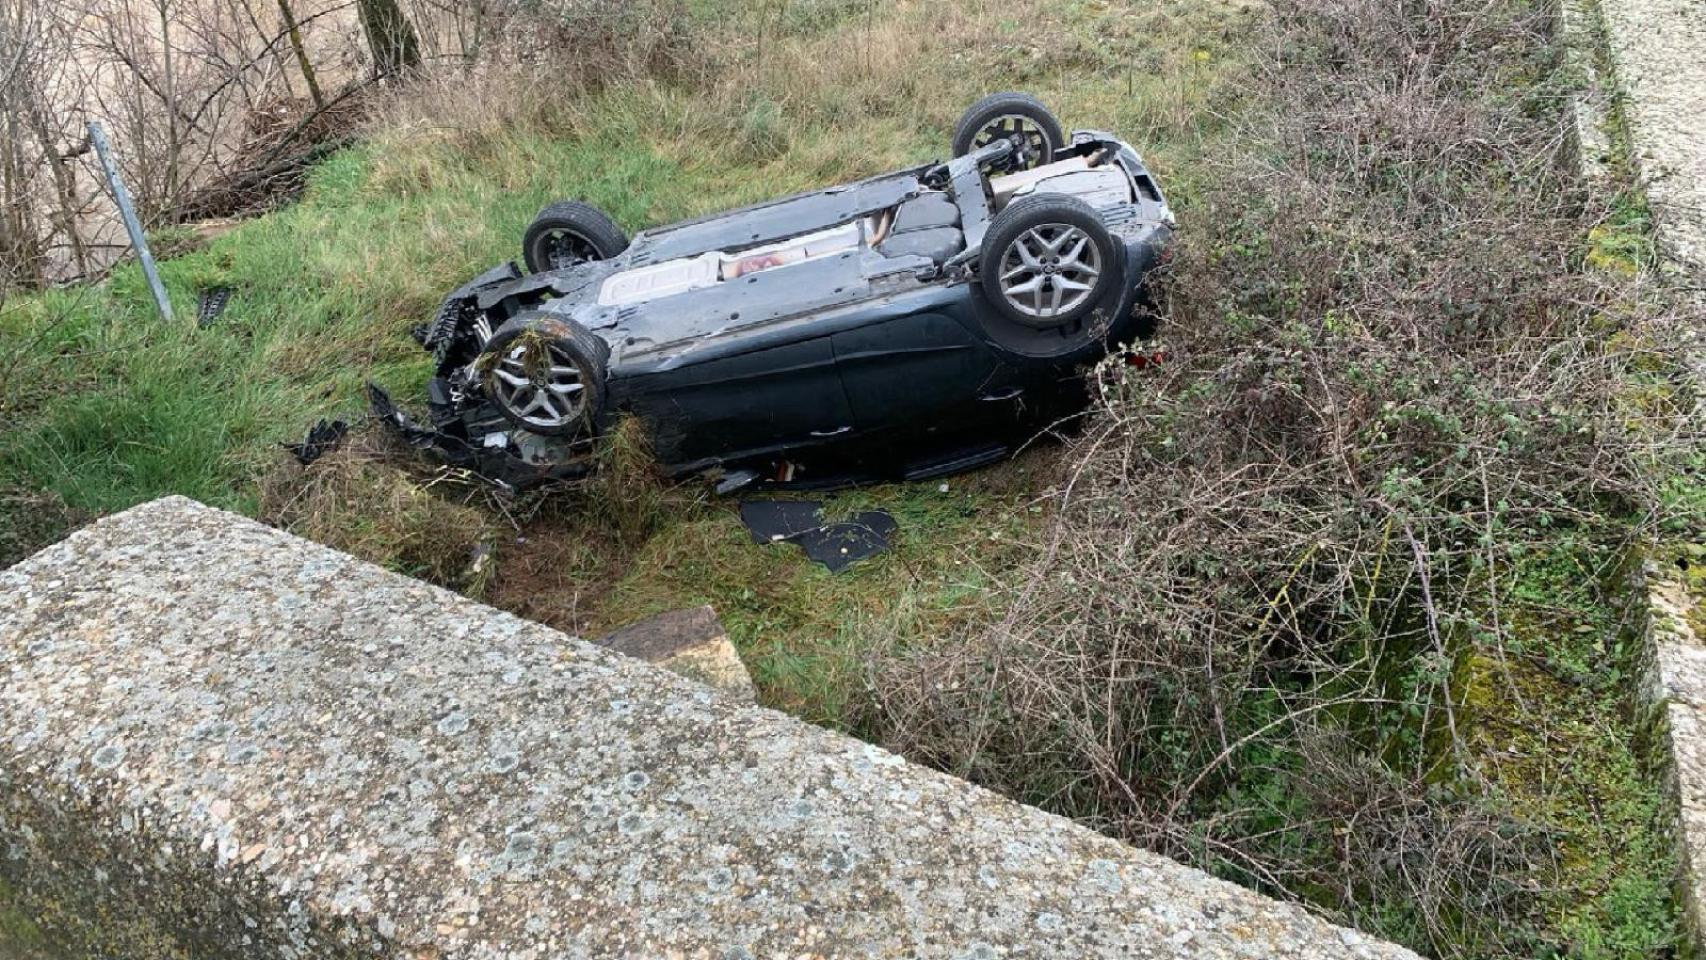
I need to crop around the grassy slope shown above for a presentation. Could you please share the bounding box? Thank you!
[0,0,1246,705]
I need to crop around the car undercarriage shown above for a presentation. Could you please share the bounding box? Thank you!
[374,94,1173,491]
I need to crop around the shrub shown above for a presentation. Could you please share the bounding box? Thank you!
[856,0,1689,955]
[258,428,500,595]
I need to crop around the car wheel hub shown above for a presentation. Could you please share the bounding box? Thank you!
[998,223,1101,321]
[489,343,586,429]
[972,114,1053,171]
[540,229,600,271]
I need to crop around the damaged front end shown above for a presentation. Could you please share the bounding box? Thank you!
[366,383,591,491]
[370,261,603,490]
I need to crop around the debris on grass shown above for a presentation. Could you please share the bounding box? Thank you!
[739,500,897,572]
[195,286,233,327]
[283,418,349,465]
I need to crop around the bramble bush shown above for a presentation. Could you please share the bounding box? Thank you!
[857,0,1693,955]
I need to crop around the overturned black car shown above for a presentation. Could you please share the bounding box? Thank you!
[374,93,1173,490]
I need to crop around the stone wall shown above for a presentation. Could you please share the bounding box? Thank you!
[0,497,1417,959]
[1592,0,1706,944]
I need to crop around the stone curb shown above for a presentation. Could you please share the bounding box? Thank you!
[1580,0,1706,946]
[0,497,1420,959]
[1595,0,1706,282]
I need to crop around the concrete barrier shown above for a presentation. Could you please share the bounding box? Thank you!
[1646,569,1706,940]
[1591,0,1706,944]
[1,497,1416,959]
[1598,0,1706,275]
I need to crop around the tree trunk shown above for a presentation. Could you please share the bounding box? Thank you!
[0,110,44,288]
[275,0,324,108]
[156,0,180,208]
[464,0,485,66]
[356,0,420,79]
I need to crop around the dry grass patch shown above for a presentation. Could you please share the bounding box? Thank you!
[259,428,500,596]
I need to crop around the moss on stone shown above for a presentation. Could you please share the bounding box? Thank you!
[0,877,69,960]
[1458,538,1681,956]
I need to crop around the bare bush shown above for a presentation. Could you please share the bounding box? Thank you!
[0,0,727,289]
[0,0,94,286]
[483,0,706,83]
[0,0,367,286]
[858,0,1688,955]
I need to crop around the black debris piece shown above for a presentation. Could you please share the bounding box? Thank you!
[369,382,460,454]
[196,286,232,327]
[284,419,348,465]
[805,512,898,571]
[739,501,825,542]
[739,500,897,572]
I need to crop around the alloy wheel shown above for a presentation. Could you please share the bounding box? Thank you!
[997,223,1103,321]
[489,343,586,429]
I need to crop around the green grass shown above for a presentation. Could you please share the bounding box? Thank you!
[1462,539,1680,957]
[1,130,708,515]
[0,0,1246,698]
[595,463,1047,725]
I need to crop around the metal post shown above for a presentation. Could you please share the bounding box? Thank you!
[87,121,174,322]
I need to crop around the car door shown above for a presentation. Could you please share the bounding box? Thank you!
[830,312,1014,437]
[623,336,857,466]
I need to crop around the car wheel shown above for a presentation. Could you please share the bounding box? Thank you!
[951,92,1065,174]
[522,201,629,274]
[480,313,608,438]
[979,194,1118,330]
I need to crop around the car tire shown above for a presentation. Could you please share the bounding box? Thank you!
[480,313,608,438]
[979,194,1118,331]
[522,201,629,274]
[951,92,1065,173]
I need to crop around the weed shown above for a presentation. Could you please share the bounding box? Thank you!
[583,414,677,548]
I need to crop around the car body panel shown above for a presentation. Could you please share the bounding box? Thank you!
[623,172,922,265]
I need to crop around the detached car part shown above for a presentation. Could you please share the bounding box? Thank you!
[376,93,1174,490]
[738,501,899,572]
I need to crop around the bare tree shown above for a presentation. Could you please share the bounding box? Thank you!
[0,0,698,292]
[0,0,96,287]
[356,0,419,77]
